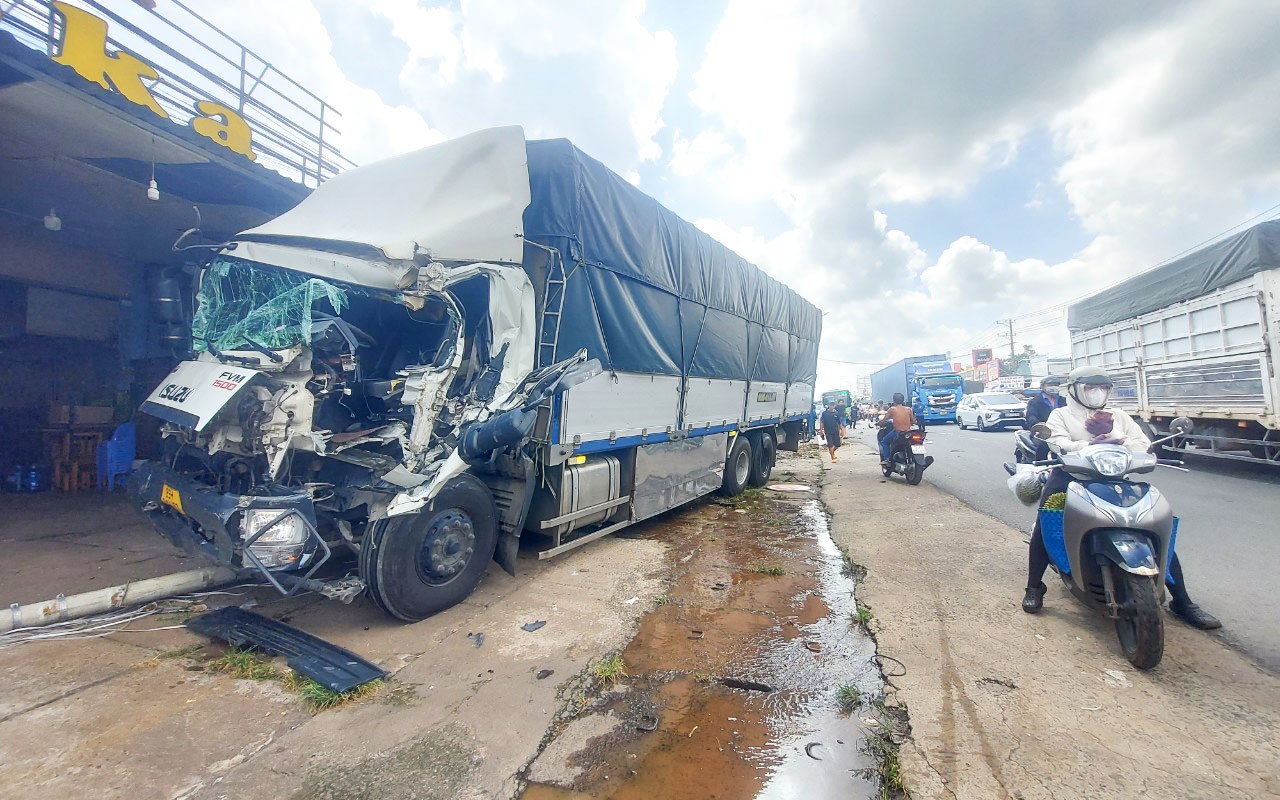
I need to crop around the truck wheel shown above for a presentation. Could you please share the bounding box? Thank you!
[720,435,753,496]
[1114,569,1164,670]
[748,431,776,487]
[360,474,498,622]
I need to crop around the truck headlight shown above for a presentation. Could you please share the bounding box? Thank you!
[1085,447,1131,477]
[242,509,307,568]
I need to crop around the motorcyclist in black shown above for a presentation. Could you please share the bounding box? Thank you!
[1024,376,1065,461]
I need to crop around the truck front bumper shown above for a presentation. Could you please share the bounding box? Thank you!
[129,461,329,593]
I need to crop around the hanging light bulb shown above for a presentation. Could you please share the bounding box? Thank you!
[43,209,61,231]
[148,142,160,201]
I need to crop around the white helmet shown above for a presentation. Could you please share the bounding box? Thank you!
[1066,366,1113,410]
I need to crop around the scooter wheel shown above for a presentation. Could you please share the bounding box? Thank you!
[1114,569,1164,670]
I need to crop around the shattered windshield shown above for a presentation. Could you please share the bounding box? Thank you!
[192,256,349,352]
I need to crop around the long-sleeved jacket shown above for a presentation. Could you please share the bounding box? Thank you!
[1024,391,1065,429]
[1046,394,1151,454]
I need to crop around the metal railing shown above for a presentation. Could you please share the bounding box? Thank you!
[1,0,356,186]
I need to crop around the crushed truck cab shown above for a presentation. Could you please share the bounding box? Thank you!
[131,126,822,620]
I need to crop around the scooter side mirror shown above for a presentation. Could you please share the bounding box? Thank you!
[1170,417,1194,435]
[1031,423,1052,441]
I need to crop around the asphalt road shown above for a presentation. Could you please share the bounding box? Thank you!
[848,422,1280,672]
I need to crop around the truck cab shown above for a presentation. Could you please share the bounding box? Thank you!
[909,367,964,423]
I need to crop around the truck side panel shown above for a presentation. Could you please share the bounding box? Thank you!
[746,380,787,424]
[684,378,749,430]
[1071,269,1280,463]
[558,372,682,450]
[870,359,908,404]
[632,433,729,522]
[785,383,815,420]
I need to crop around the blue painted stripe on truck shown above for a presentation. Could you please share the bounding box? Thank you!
[575,432,673,454]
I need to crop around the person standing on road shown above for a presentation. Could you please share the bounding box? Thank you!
[819,402,844,462]
[1024,376,1066,460]
[1021,366,1221,630]
[878,393,916,465]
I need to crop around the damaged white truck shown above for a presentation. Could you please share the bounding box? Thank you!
[130,127,822,620]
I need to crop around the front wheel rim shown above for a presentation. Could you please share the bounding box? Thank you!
[734,451,750,484]
[416,510,476,586]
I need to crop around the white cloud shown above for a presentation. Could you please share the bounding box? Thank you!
[369,0,678,176]
[670,0,1280,375]
[190,0,443,167]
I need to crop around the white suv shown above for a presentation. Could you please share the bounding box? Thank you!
[957,392,1027,431]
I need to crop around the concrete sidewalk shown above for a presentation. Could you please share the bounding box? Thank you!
[821,440,1280,799]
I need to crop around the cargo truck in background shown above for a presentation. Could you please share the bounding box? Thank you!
[870,355,964,423]
[130,127,822,620]
[1069,219,1280,466]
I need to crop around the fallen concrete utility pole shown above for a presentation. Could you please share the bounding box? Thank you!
[2,566,237,633]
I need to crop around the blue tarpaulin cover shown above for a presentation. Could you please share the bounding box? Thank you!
[524,139,821,384]
[1068,220,1280,332]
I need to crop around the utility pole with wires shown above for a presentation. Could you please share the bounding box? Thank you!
[998,318,1016,361]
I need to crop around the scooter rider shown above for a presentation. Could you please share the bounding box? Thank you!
[1024,376,1066,460]
[878,393,916,465]
[1021,366,1221,630]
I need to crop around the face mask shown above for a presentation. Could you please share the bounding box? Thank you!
[1081,386,1111,408]
[1043,387,1059,397]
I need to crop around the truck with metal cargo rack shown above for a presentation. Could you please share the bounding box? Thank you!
[1068,219,1280,465]
[129,127,822,620]
[870,355,964,423]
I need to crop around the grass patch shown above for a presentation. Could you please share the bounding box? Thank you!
[750,564,787,576]
[836,684,861,710]
[591,654,627,685]
[205,647,381,711]
[859,731,907,798]
[206,647,280,681]
[838,545,867,581]
[655,594,670,606]
[282,671,383,710]
[853,602,874,628]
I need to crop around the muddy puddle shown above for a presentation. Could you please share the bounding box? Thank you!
[522,476,889,799]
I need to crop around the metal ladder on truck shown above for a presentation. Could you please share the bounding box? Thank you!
[539,250,567,368]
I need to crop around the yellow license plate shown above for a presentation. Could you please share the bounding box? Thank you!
[160,484,184,514]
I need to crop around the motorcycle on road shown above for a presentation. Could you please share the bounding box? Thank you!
[1004,418,1193,670]
[881,427,933,485]
[1013,428,1038,464]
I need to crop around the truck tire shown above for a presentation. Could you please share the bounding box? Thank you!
[1114,569,1164,670]
[720,435,753,496]
[748,431,776,487]
[360,474,498,622]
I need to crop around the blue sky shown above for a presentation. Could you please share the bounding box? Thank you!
[157,1,1280,390]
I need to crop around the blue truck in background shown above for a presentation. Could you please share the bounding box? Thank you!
[870,355,964,424]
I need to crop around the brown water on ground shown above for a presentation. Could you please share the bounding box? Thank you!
[521,483,885,800]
